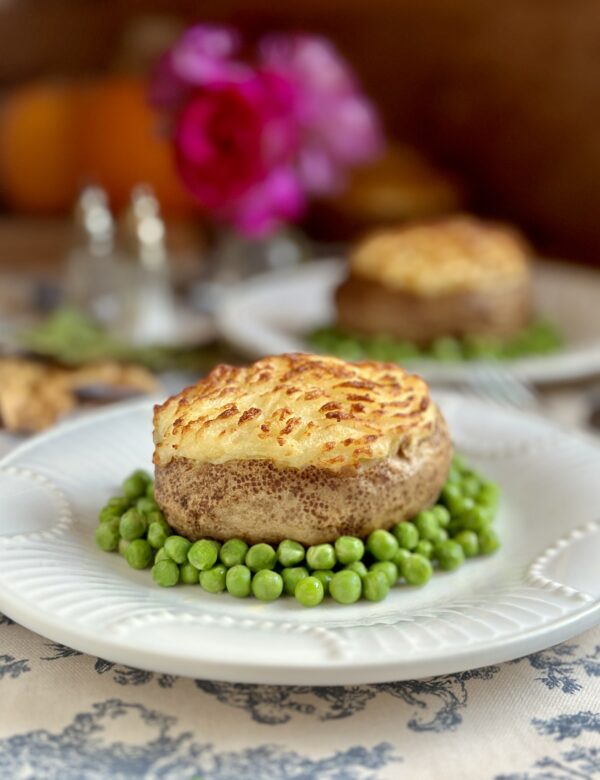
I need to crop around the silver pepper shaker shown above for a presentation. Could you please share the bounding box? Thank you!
[115,184,180,347]
[64,185,119,323]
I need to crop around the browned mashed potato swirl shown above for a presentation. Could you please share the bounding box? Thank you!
[153,354,452,544]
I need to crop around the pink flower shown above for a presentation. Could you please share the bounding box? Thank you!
[174,86,265,209]
[150,26,383,235]
[260,34,383,194]
[173,75,304,235]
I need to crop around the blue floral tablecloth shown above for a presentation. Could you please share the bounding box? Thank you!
[1,610,599,779]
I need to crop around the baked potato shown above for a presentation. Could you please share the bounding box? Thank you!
[153,354,452,545]
[336,216,532,346]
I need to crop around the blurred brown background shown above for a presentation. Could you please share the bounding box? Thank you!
[1,0,599,264]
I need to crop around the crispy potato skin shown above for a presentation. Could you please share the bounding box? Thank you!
[154,409,452,545]
[336,274,532,346]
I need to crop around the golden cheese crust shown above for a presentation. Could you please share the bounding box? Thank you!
[153,354,437,472]
[349,215,531,297]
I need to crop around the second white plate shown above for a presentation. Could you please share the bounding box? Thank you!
[216,258,600,384]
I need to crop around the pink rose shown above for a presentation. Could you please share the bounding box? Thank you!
[174,86,265,209]
[173,76,304,234]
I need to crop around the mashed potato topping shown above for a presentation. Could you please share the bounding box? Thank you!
[153,354,438,471]
[350,216,530,297]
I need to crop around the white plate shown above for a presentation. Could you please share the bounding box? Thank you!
[0,397,599,685]
[216,259,600,384]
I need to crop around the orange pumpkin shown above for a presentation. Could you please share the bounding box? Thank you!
[0,81,82,213]
[0,77,196,217]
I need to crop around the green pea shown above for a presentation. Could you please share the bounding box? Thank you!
[95,520,119,551]
[180,562,199,585]
[366,529,399,561]
[226,565,252,598]
[453,496,476,518]
[306,543,336,570]
[389,341,420,361]
[281,566,309,596]
[463,335,502,359]
[329,570,362,604]
[118,538,130,557]
[188,539,220,570]
[414,540,434,559]
[122,474,148,501]
[100,517,121,532]
[392,547,411,568]
[200,564,227,593]
[453,530,479,557]
[251,570,283,601]
[367,336,396,362]
[429,527,449,545]
[125,539,153,569]
[163,535,192,564]
[147,509,167,526]
[461,475,481,499]
[312,570,334,594]
[119,509,146,541]
[478,482,500,509]
[447,518,465,536]
[99,505,122,524]
[335,339,365,361]
[294,576,325,607]
[334,536,365,565]
[441,483,463,514]
[414,510,439,541]
[345,561,368,578]
[401,553,433,586]
[369,561,398,587]
[152,559,179,587]
[277,539,305,567]
[435,540,465,571]
[478,528,501,555]
[246,543,277,572]
[147,522,169,549]
[107,496,130,513]
[460,505,493,532]
[136,496,158,515]
[146,482,155,500]
[432,505,451,528]
[430,336,462,362]
[220,538,249,567]
[393,521,419,550]
[154,547,170,563]
[132,469,152,483]
[363,570,390,602]
[308,327,333,351]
